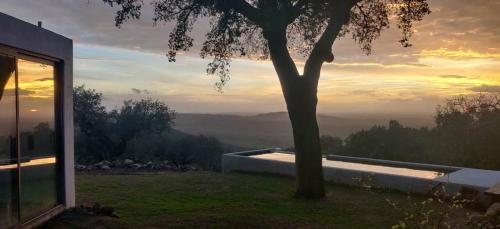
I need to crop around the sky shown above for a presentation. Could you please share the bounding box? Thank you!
[1,0,499,114]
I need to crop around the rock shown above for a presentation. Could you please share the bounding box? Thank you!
[476,193,493,210]
[96,160,111,167]
[151,161,164,169]
[112,160,123,168]
[469,212,484,224]
[75,164,87,170]
[486,202,500,217]
[460,186,479,200]
[82,203,119,218]
[131,163,144,169]
[100,206,119,218]
[123,159,134,165]
[186,165,199,171]
[146,161,153,167]
[94,160,113,170]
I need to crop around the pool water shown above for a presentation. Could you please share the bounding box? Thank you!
[251,152,443,179]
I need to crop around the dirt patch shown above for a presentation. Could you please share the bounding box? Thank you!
[42,204,126,229]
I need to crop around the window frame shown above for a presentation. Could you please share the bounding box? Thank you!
[0,44,65,227]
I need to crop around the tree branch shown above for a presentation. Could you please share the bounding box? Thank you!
[214,0,263,26]
[303,0,358,81]
[287,0,309,23]
[266,28,300,83]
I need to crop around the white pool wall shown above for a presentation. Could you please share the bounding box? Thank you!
[221,149,480,195]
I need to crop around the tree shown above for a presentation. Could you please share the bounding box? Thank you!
[112,98,176,158]
[74,85,114,162]
[320,135,343,155]
[340,121,432,163]
[103,0,430,198]
[435,93,500,169]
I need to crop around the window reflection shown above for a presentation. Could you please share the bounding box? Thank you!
[17,58,58,221]
[0,55,18,228]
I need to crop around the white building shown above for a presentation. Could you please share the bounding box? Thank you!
[0,12,75,228]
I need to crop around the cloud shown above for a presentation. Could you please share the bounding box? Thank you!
[350,90,378,97]
[75,56,131,64]
[415,48,500,59]
[438,75,469,79]
[2,89,36,96]
[131,88,152,94]
[131,88,141,94]
[1,0,498,59]
[332,62,430,68]
[469,85,500,93]
[35,77,53,82]
[0,0,184,54]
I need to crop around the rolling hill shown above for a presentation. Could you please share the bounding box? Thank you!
[174,112,434,148]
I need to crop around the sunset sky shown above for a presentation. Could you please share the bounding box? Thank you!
[1,0,499,114]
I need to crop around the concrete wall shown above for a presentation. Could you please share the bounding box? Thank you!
[0,12,75,208]
[222,149,488,195]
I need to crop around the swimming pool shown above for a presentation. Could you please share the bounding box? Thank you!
[222,149,454,194]
[222,149,500,196]
[251,152,442,179]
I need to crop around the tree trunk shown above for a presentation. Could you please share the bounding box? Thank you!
[285,82,325,199]
[264,27,325,199]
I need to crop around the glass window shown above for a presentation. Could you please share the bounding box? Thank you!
[17,58,59,221]
[0,55,18,228]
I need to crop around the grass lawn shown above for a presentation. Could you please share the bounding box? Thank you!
[50,171,423,228]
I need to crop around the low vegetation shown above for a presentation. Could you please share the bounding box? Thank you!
[322,93,500,170]
[50,172,428,228]
[74,85,234,170]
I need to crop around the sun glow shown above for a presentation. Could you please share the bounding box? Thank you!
[416,48,500,59]
[17,59,54,98]
[0,157,56,170]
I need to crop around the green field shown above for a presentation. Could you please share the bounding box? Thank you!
[50,171,425,228]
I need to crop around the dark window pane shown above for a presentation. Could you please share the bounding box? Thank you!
[17,58,58,221]
[0,55,18,227]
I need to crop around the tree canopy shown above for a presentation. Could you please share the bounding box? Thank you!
[103,0,430,89]
[324,93,500,170]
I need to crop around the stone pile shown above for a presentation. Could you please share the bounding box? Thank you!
[75,159,201,172]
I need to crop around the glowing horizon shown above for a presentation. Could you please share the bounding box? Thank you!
[0,0,498,114]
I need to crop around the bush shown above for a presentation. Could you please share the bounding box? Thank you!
[74,85,228,170]
[321,93,500,170]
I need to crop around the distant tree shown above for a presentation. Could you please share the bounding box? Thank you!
[320,135,343,155]
[32,122,55,156]
[163,133,197,169]
[189,135,227,170]
[130,131,226,170]
[337,93,500,170]
[124,131,167,162]
[435,93,500,169]
[341,120,431,162]
[73,85,113,162]
[112,98,175,158]
[74,86,230,167]
[103,0,430,198]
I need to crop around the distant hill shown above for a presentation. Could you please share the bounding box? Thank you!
[174,112,434,148]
